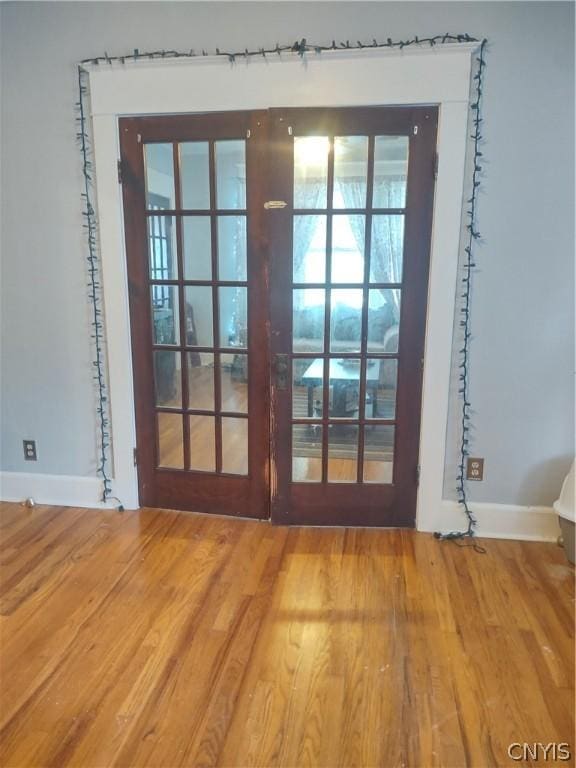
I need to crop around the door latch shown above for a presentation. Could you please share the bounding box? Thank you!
[264,200,288,210]
[274,354,290,390]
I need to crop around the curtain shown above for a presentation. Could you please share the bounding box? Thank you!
[336,176,404,321]
[293,180,325,281]
[292,179,325,321]
[230,185,247,347]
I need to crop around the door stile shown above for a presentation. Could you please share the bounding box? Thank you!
[120,120,157,505]
[392,108,439,522]
[268,111,294,522]
[246,111,272,516]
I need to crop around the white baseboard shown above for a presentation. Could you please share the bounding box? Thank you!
[0,472,563,542]
[419,499,562,542]
[0,471,118,509]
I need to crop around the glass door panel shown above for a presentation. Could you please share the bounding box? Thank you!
[290,131,401,485]
[145,136,249,476]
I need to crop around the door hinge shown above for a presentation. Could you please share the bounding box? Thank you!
[413,125,419,136]
[416,464,421,486]
[117,159,123,184]
[433,152,439,180]
[133,447,138,466]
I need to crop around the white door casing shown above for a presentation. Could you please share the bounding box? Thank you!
[87,44,477,529]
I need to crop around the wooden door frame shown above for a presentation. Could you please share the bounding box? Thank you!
[86,45,478,534]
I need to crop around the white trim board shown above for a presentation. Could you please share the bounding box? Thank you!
[430,501,561,543]
[0,472,561,544]
[0,472,110,509]
[86,43,480,528]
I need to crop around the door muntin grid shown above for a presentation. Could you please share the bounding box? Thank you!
[291,134,408,484]
[144,139,249,476]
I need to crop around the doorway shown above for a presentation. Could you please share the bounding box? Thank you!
[119,105,438,525]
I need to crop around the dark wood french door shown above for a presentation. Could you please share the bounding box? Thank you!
[268,107,437,526]
[120,112,270,518]
[119,106,437,526]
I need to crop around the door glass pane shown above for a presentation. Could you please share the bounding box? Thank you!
[184,286,213,347]
[180,142,210,209]
[367,289,400,353]
[327,424,359,483]
[221,354,248,413]
[365,359,397,420]
[187,352,214,411]
[183,217,212,280]
[218,216,247,281]
[154,350,181,408]
[363,425,394,483]
[373,136,409,209]
[292,424,322,482]
[330,289,363,353]
[145,144,175,209]
[293,289,325,353]
[370,215,404,284]
[294,136,329,209]
[293,358,323,419]
[189,415,216,472]
[331,215,365,283]
[329,359,361,419]
[157,413,183,469]
[148,216,177,280]
[293,215,326,283]
[333,136,368,209]
[215,140,246,209]
[151,286,180,345]
[219,287,247,348]
[222,417,248,474]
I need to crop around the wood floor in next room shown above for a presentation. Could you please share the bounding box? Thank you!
[0,502,574,768]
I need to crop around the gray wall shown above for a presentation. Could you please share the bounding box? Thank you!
[1,1,573,505]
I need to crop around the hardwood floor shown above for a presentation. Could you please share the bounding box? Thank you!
[0,502,573,767]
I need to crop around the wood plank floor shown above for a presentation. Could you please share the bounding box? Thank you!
[0,502,573,768]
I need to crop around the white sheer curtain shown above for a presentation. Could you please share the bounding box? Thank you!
[230,186,247,346]
[293,181,325,280]
[336,176,404,321]
[293,179,325,322]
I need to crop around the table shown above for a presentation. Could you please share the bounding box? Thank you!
[301,358,381,418]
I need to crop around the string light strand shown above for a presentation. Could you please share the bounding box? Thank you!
[434,38,487,553]
[80,34,479,67]
[76,65,123,509]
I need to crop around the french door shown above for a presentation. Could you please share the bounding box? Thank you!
[120,112,269,518]
[119,106,437,526]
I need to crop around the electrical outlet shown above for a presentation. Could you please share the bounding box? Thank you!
[466,457,484,481]
[23,440,37,461]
